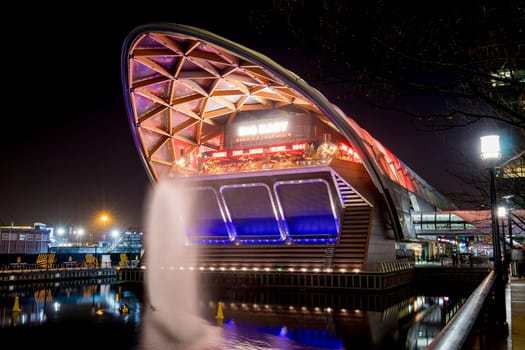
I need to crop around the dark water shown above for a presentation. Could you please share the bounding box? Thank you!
[0,280,475,350]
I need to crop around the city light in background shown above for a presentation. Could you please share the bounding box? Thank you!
[100,213,109,224]
[100,212,110,241]
[51,211,125,246]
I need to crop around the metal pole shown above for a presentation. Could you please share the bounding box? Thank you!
[501,219,507,257]
[508,208,513,277]
[501,217,510,280]
[489,167,501,273]
[489,168,508,335]
[508,208,513,251]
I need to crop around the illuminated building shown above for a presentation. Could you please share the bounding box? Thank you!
[0,223,51,263]
[121,23,460,273]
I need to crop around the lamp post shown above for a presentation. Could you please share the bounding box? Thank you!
[480,135,502,274]
[480,134,508,333]
[100,213,110,241]
[508,207,514,277]
[498,206,508,260]
[502,195,514,253]
[94,243,98,268]
[77,228,85,246]
[501,195,515,277]
[57,227,65,243]
[508,207,513,251]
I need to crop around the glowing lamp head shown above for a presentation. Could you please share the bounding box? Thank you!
[480,135,501,160]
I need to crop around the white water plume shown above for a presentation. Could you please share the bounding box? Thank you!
[139,179,222,349]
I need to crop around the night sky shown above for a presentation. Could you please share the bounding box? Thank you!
[0,3,503,234]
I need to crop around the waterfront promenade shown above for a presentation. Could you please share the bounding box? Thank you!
[509,277,525,350]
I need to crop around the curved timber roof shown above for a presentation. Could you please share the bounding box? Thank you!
[121,23,456,239]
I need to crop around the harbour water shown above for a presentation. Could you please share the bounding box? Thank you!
[0,279,477,350]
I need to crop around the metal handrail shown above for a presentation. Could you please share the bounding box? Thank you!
[426,269,497,350]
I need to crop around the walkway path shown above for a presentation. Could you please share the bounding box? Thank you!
[510,277,525,350]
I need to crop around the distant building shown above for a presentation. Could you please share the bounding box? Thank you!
[0,223,50,256]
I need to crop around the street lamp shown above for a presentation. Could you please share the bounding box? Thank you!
[480,134,509,332]
[100,213,110,241]
[111,229,121,242]
[78,228,85,245]
[480,135,502,274]
[57,227,65,242]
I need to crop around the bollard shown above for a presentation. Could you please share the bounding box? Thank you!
[216,302,224,326]
[12,295,22,312]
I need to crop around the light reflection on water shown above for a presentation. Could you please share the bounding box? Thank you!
[219,322,344,350]
[0,281,472,350]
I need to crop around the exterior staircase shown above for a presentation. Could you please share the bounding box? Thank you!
[327,173,372,270]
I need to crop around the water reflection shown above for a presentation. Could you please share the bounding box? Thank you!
[0,281,473,350]
[0,279,143,349]
[191,287,468,350]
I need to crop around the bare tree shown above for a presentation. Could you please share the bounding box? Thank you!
[249,0,525,131]
[246,0,525,210]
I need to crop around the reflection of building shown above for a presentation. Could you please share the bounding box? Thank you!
[121,24,498,272]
